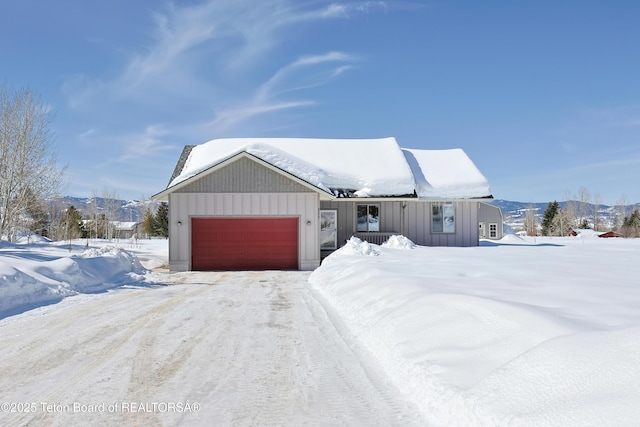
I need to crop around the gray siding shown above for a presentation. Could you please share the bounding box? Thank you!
[479,202,504,239]
[175,156,314,194]
[320,200,480,250]
[320,201,404,248]
[169,192,320,271]
[404,201,480,246]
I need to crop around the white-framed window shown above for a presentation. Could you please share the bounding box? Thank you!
[489,223,498,238]
[356,204,380,232]
[432,202,455,233]
[320,210,338,250]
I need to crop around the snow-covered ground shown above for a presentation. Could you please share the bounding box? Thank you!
[310,234,640,426]
[0,236,165,318]
[1,233,639,425]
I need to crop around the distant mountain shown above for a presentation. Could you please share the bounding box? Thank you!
[488,199,640,231]
[52,197,160,222]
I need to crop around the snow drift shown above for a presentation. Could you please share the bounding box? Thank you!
[0,241,147,317]
[309,235,640,426]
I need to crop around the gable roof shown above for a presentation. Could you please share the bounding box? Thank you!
[157,137,492,200]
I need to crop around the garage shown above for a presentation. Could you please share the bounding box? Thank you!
[191,217,299,271]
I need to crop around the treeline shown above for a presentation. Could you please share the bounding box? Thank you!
[540,200,640,237]
[26,201,169,241]
[517,186,639,237]
[141,202,169,238]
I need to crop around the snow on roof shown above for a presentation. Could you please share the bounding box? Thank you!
[112,221,138,231]
[403,148,492,199]
[168,137,491,199]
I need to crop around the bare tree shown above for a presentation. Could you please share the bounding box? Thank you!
[562,190,577,232]
[85,189,100,240]
[0,83,66,241]
[524,204,538,236]
[615,194,628,230]
[101,188,120,240]
[577,186,591,226]
[592,192,602,231]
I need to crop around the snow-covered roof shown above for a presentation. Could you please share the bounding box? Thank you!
[165,137,492,199]
[403,148,492,199]
[113,221,139,231]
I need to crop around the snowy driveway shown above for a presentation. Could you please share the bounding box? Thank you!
[0,271,426,426]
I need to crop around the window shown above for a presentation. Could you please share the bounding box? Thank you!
[432,203,455,233]
[356,204,379,232]
[320,210,338,250]
[489,223,498,238]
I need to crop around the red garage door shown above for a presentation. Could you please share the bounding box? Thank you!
[191,217,298,271]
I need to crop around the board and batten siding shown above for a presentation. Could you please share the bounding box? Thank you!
[320,201,404,248]
[167,156,320,271]
[478,202,504,239]
[319,200,480,250]
[174,156,314,194]
[169,193,319,271]
[404,200,480,246]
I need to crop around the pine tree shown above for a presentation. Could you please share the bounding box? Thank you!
[24,188,49,237]
[154,202,169,238]
[64,206,84,240]
[142,208,156,238]
[622,209,640,237]
[541,201,559,236]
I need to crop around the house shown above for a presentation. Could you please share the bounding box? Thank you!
[598,230,624,238]
[478,202,503,240]
[112,221,141,239]
[568,228,600,238]
[153,137,493,271]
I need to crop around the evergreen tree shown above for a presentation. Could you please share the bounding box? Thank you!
[63,206,84,240]
[541,201,559,236]
[142,208,156,238]
[622,209,640,237]
[578,219,591,229]
[24,188,49,237]
[154,202,169,238]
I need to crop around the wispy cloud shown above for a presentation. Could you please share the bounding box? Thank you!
[65,1,383,106]
[117,125,175,162]
[205,51,357,132]
[61,0,392,188]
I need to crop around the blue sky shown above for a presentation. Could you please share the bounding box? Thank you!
[2,0,639,205]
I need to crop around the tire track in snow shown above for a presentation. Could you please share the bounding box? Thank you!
[0,271,428,426]
[0,287,149,364]
[1,285,209,427]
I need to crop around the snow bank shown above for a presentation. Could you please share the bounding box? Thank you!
[381,235,417,249]
[0,241,147,316]
[337,236,380,256]
[308,236,640,425]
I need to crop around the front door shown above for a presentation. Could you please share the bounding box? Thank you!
[320,210,337,250]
